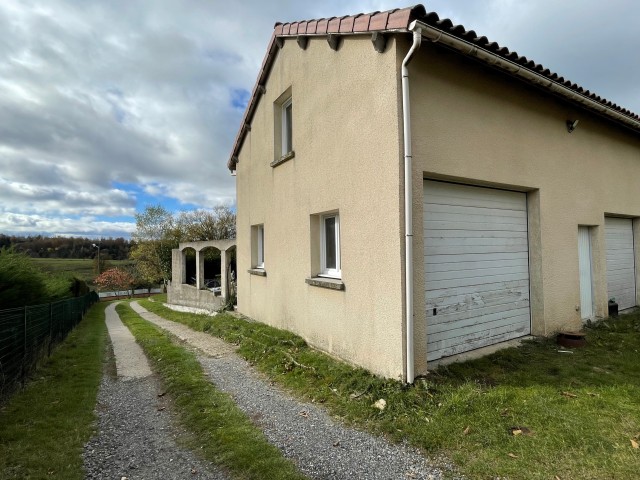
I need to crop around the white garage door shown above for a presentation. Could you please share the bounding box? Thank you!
[424,181,531,362]
[605,217,636,311]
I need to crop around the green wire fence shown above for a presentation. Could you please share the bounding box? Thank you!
[0,291,99,399]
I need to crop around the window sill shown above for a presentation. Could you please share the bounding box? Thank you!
[305,276,344,291]
[270,150,295,168]
[248,268,267,277]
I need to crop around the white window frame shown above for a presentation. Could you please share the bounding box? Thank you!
[320,214,340,278]
[257,224,265,269]
[281,97,292,156]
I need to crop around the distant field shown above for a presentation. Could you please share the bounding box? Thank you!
[32,258,133,285]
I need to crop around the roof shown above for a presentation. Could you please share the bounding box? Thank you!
[227,4,640,170]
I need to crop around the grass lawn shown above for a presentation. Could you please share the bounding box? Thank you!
[116,302,306,480]
[138,298,640,480]
[32,258,134,286]
[0,303,108,480]
[150,292,167,303]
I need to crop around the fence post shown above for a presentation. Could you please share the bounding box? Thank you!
[48,302,53,356]
[21,306,27,387]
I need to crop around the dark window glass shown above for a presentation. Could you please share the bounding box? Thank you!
[284,102,292,153]
[325,216,336,269]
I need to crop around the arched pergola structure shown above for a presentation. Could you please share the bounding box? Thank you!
[167,239,236,311]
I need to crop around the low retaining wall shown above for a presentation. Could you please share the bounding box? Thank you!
[167,283,223,312]
[98,288,163,299]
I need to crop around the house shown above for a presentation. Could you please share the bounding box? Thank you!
[227,5,640,382]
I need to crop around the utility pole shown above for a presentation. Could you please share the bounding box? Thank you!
[92,242,101,275]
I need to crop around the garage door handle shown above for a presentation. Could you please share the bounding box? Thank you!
[433,307,437,316]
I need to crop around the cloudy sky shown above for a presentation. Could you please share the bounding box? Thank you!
[1,0,638,239]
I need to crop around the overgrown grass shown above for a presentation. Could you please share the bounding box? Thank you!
[0,303,108,480]
[32,258,133,287]
[115,302,306,480]
[138,299,640,480]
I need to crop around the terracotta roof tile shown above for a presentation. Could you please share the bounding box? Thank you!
[306,19,318,34]
[369,11,390,30]
[353,13,371,32]
[228,4,639,170]
[327,16,341,33]
[316,18,329,34]
[340,15,355,33]
[387,7,420,29]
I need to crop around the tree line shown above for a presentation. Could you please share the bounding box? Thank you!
[0,205,236,307]
[0,235,131,260]
[130,205,236,286]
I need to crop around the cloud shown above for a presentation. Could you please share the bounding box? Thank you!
[0,0,637,240]
[0,212,135,238]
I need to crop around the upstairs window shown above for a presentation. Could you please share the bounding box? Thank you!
[281,97,293,156]
[272,88,294,166]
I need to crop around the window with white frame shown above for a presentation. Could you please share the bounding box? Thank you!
[251,224,265,270]
[320,214,340,277]
[257,224,264,268]
[281,97,292,156]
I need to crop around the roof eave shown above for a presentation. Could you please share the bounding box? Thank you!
[227,5,426,171]
[227,4,640,172]
[410,19,640,134]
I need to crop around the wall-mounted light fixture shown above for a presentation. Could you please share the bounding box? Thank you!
[566,119,579,133]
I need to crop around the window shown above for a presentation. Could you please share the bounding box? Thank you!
[281,97,292,156]
[320,214,340,277]
[272,88,294,167]
[257,224,264,268]
[250,224,265,272]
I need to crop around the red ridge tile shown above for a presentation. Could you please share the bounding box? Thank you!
[340,15,355,33]
[353,13,371,32]
[369,11,389,30]
[387,8,413,29]
[316,18,329,34]
[327,17,341,33]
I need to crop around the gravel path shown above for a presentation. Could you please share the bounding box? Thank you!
[131,302,455,480]
[83,303,229,480]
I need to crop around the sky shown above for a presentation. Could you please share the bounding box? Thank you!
[1,0,638,239]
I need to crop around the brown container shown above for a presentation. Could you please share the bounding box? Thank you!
[557,332,587,348]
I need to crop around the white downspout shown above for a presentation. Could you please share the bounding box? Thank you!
[402,24,422,384]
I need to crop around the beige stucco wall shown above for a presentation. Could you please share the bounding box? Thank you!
[399,38,640,374]
[236,36,406,379]
[236,32,639,380]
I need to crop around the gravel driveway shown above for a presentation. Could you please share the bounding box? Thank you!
[130,302,457,480]
[83,303,228,480]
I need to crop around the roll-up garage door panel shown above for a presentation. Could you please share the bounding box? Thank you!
[605,217,636,311]
[424,181,531,361]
